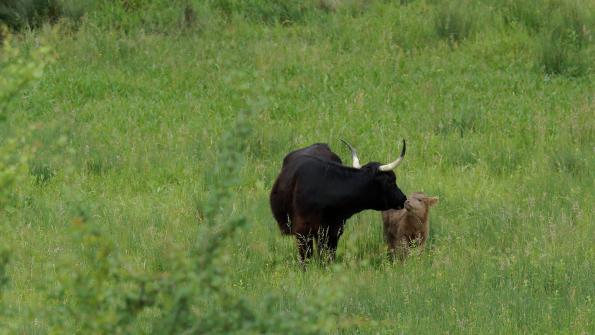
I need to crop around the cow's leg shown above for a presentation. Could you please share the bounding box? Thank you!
[315,226,328,259]
[325,225,342,262]
[318,223,343,262]
[296,233,314,264]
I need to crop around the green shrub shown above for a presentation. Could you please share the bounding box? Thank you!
[0,137,30,208]
[48,223,156,334]
[0,32,52,207]
[0,32,51,116]
[0,31,52,333]
[31,108,342,334]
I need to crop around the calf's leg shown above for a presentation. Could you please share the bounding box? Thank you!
[396,237,410,262]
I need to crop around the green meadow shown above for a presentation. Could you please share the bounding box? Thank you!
[1,0,593,333]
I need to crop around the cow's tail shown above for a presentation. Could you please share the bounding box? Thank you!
[270,179,292,235]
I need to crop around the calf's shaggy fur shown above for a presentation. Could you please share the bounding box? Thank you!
[382,192,438,260]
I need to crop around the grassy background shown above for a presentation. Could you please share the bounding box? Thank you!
[1,0,594,333]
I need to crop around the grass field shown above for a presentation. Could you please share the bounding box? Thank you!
[1,0,594,333]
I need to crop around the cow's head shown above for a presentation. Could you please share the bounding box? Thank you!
[341,139,408,210]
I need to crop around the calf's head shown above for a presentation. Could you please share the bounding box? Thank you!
[404,192,439,218]
[341,139,408,210]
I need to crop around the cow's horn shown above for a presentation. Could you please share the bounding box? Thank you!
[378,139,406,172]
[340,139,361,169]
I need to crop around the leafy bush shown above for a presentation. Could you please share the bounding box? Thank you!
[27,109,342,334]
[0,32,52,207]
[47,223,155,334]
[0,137,30,208]
[0,30,52,333]
[0,32,51,117]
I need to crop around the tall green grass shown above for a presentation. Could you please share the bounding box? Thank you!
[537,0,592,75]
[493,0,594,75]
[1,0,594,333]
[433,1,477,43]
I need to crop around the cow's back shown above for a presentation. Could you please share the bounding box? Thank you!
[282,143,342,167]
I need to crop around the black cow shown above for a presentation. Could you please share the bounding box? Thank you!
[271,143,342,236]
[281,143,342,168]
[269,140,407,263]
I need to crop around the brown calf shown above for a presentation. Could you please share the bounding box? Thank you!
[382,192,438,260]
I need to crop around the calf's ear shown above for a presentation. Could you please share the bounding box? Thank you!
[424,196,439,207]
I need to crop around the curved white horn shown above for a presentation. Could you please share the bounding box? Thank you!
[378,139,406,172]
[340,139,361,169]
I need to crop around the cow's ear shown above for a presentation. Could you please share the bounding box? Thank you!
[424,196,439,207]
